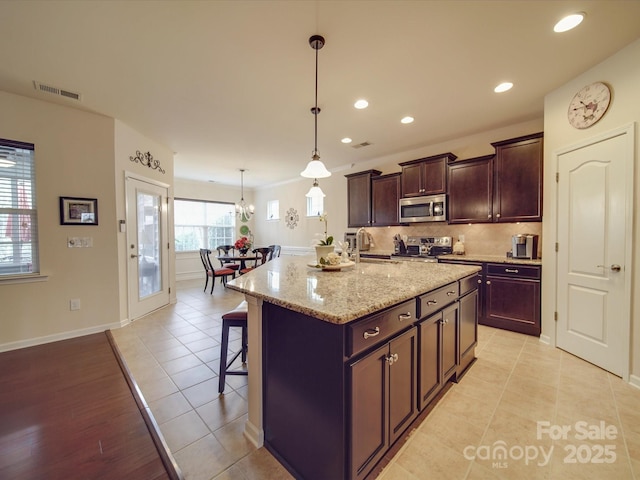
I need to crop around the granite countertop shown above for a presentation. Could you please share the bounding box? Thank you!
[226,255,480,325]
[438,254,542,266]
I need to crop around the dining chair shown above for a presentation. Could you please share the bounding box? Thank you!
[216,245,240,273]
[268,244,281,261]
[199,249,235,293]
[239,247,272,275]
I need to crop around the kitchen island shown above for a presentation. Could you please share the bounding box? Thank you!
[227,255,480,480]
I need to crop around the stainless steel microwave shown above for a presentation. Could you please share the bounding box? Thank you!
[399,194,447,223]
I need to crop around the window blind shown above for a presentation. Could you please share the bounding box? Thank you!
[0,138,38,276]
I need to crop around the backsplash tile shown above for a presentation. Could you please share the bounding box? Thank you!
[366,222,542,258]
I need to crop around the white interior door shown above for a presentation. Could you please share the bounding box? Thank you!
[126,176,169,320]
[556,125,634,378]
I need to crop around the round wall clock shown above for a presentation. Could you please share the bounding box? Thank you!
[567,82,611,129]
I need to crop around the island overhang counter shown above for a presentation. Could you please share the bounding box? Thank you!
[227,255,481,480]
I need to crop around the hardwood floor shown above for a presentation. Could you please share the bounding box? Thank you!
[0,332,182,479]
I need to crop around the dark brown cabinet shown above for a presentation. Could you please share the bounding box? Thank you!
[447,132,543,224]
[371,172,401,226]
[345,170,381,228]
[447,154,494,224]
[349,327,417,480]
[458,275,479,376]
[485,263,541,336]
[491,133,543,222]
[439,259,540,337]
[399,153,456,197]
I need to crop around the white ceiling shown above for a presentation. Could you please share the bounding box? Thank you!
[1,1,639,188]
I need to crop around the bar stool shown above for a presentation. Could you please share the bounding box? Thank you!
[218,301,248,393]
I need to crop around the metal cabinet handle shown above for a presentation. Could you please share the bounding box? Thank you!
[477,279,482,284]
[427,300,437,306]
[505,268,519,273]
[496,213,501,218]
[398,312,412,321]
[446,291,456,296]
[486,280,491,285]
[386,353,399,365]
[488,214,492,218]
[363,327,380,340]
[439,318,449,325]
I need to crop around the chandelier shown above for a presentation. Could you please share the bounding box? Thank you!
[235,169,254,222]
[302,34,331,198]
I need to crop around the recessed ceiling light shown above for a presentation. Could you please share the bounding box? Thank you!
[494,82,513,93]
[401,116,414,124]
[554,13,585,33]
[341,137,352,144]
[354,99,368,109]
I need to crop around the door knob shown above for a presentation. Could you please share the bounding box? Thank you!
[130,254,140,259]
[596,264,621,272]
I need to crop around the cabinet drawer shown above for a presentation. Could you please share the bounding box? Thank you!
[348,300,416,357]
[486,263,540,279]
[460,273,480,296]
[418,282,458,319]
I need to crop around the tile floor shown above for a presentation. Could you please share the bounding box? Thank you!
[111,279,640,480]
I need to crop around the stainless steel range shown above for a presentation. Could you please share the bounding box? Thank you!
[391,236,452,262]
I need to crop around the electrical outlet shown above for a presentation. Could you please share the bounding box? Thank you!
[70,299,81,311]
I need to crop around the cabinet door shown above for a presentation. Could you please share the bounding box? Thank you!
[448,156,493,223]
[493,135,543,222]
[485,276,540,336]
[422,158,447,195]
[442,303,459,382]
[418,312,442,410]
[372,174,401,226]
[347,174,373,227]
[459,289,478,361]
[349,343,388,480]
[388,328,418,444]
[401,163,423,197]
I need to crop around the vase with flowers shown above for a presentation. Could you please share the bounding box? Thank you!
[314,213,334,264]
[235,236,252,255]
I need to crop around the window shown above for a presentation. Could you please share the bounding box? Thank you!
[0,138,38,276]
[306,195,324,217]
[174,199,235,252]
[267,200,279,220]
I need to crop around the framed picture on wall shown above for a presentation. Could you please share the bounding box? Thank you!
[59,197,98,225]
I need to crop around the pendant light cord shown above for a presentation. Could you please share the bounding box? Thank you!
[314,45,319,154]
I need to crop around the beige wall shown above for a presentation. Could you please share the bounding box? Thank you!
[542,39,640,383]
[0,91,119,350]
[0,91,175,351]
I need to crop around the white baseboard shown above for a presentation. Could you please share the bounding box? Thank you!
[244,419,264,448]
[0,320,123,353]
[538,334,551,345]
[176,271,202,282]
[629,374,640,390]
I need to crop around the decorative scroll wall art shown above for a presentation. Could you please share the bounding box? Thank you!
[285,208,299,229]
[129,150,166,174]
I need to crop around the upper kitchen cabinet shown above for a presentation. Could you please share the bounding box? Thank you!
[447,132,543,224]
[448,154,494,224]
[345,170,381,228]
[399,153,456,197]
[491,132,543,223]
[371,173,401,226]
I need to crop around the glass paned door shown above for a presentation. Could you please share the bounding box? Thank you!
[126,176,169,320]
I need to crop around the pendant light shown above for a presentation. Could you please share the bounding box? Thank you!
[301,34,331,197]
[235,169,254,222]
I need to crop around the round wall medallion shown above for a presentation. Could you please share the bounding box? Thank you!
[285,208,299,229]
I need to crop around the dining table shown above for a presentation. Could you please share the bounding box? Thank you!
[216,253,258,271]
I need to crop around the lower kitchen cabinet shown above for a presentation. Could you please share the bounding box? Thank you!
[262,274,478,480]
[485,263,541,336]
[439,259,541,336]
[418,304,458,410]
[349,327,417,480]
[458,281,479,375]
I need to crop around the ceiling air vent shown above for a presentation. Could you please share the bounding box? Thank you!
[351,141,372,149]
[33,81,82,101]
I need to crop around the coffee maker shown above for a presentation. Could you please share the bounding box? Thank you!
[511,234,538,259]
